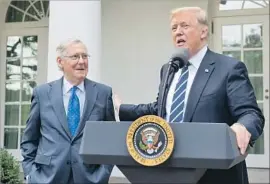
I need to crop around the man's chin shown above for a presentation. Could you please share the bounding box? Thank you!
[175,45,187,48]
[74,74,87,81]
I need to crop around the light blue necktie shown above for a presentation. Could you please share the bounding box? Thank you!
[169,64,189,123]
[67,86,80,136]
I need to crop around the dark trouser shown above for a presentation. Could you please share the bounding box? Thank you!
[67,168,74,184]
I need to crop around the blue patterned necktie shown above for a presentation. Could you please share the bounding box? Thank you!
[169,64,189,123]
[67,86,80,136]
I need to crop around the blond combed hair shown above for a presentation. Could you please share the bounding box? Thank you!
[170,7,208,26]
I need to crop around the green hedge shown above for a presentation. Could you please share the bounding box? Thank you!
[0,148,22,184]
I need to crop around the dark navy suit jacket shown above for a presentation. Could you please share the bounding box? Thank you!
[119,49,264,184]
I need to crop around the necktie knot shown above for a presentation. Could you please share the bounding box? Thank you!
[71,86,78,94]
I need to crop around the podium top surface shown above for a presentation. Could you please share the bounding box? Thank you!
[79,121,246,169]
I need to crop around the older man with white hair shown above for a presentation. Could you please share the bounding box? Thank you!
[21,39,115,184]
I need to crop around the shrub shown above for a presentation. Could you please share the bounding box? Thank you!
[0,148,22,184]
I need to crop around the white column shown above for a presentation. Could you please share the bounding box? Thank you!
[47,1,125,179]
[47,1,101,82]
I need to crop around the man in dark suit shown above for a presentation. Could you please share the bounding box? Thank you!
[21,39,115,183]
[113,7,264,184]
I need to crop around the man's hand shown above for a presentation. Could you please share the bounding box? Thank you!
[25,175,30,184]
[231,123,251,155]
[113,93,122,115]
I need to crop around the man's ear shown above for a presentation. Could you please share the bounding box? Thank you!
[201,26,208,39]
[56,57,63,70]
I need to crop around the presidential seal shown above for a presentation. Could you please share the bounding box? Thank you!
[126,115,174,166]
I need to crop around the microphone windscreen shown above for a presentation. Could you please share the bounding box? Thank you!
[171,47,189,62]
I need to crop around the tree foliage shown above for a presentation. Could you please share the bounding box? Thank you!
[0,148,22,184]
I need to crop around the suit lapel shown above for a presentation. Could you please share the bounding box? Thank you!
[184,49,215,122]
[49,78,72,138]
[74,79,97,138]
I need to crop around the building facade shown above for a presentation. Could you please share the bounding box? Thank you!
[0,0,269,182]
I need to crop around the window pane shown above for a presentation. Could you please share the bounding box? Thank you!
[5,0,50,23]
[5,7,24,23]
[21,104,31,125]
[43,1,49,17]
[223,51,241,60]
[244,24,262,48]
[22,58,37,80]
[244,1,268,9]
[34,1,45,18]
[4,128,18,149]
[222,25,241,48]
[6,36,21,58]
[24,6,41,21]
[5,81,20,102]
[20,128,25,145]
[219,0,269,10]
[6,58,21,80]
[5,105,19,126]
[248,133,264,154]
[219,1,243,10]
[258,102,263,114]
[249,77,263,101]
[244,50,262,73]
[23,36,38,57]
[10,0,30,11]
[22,81,36,102]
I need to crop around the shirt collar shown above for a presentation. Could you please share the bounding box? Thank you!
[189,45,208,69]
[63,78,85,94]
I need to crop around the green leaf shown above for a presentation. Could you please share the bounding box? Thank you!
[139,141,147,150]
[0,148,22,184]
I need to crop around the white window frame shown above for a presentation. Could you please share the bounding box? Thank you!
[211,0,269,169]
[213,0,269,17]
[0,0,49,160]
[212,14,269,169]
[0,24,48,160]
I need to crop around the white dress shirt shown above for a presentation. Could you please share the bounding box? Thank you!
[165,45,208,121]
[63,78,85,117]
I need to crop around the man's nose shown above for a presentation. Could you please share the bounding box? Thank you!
[77,56,85,64]
[175,26,184,35]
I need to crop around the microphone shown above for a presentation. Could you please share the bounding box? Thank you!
[158,48,190,117]
[169,47,190,72]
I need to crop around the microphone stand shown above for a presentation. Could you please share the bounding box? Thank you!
[158,60,183,118]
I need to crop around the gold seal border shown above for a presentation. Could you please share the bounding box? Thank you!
[126,115,174,167]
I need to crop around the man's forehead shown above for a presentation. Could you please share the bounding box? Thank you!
[170,11,197,24]
[66,43,87,53]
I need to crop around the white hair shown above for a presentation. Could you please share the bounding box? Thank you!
[56,38,87,58]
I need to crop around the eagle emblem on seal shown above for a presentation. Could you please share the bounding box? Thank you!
[139,127,163,154]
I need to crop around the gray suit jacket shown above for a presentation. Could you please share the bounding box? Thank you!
[119,49,264,184]
[20,78,115,184]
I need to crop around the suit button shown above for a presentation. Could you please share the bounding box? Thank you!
[66,161,71,165]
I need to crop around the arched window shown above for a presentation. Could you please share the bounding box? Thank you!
[2,1,49,155]
[5,0,49,23]
[219,0,269,11]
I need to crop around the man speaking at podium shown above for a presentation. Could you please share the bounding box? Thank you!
[114,7,264,184]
